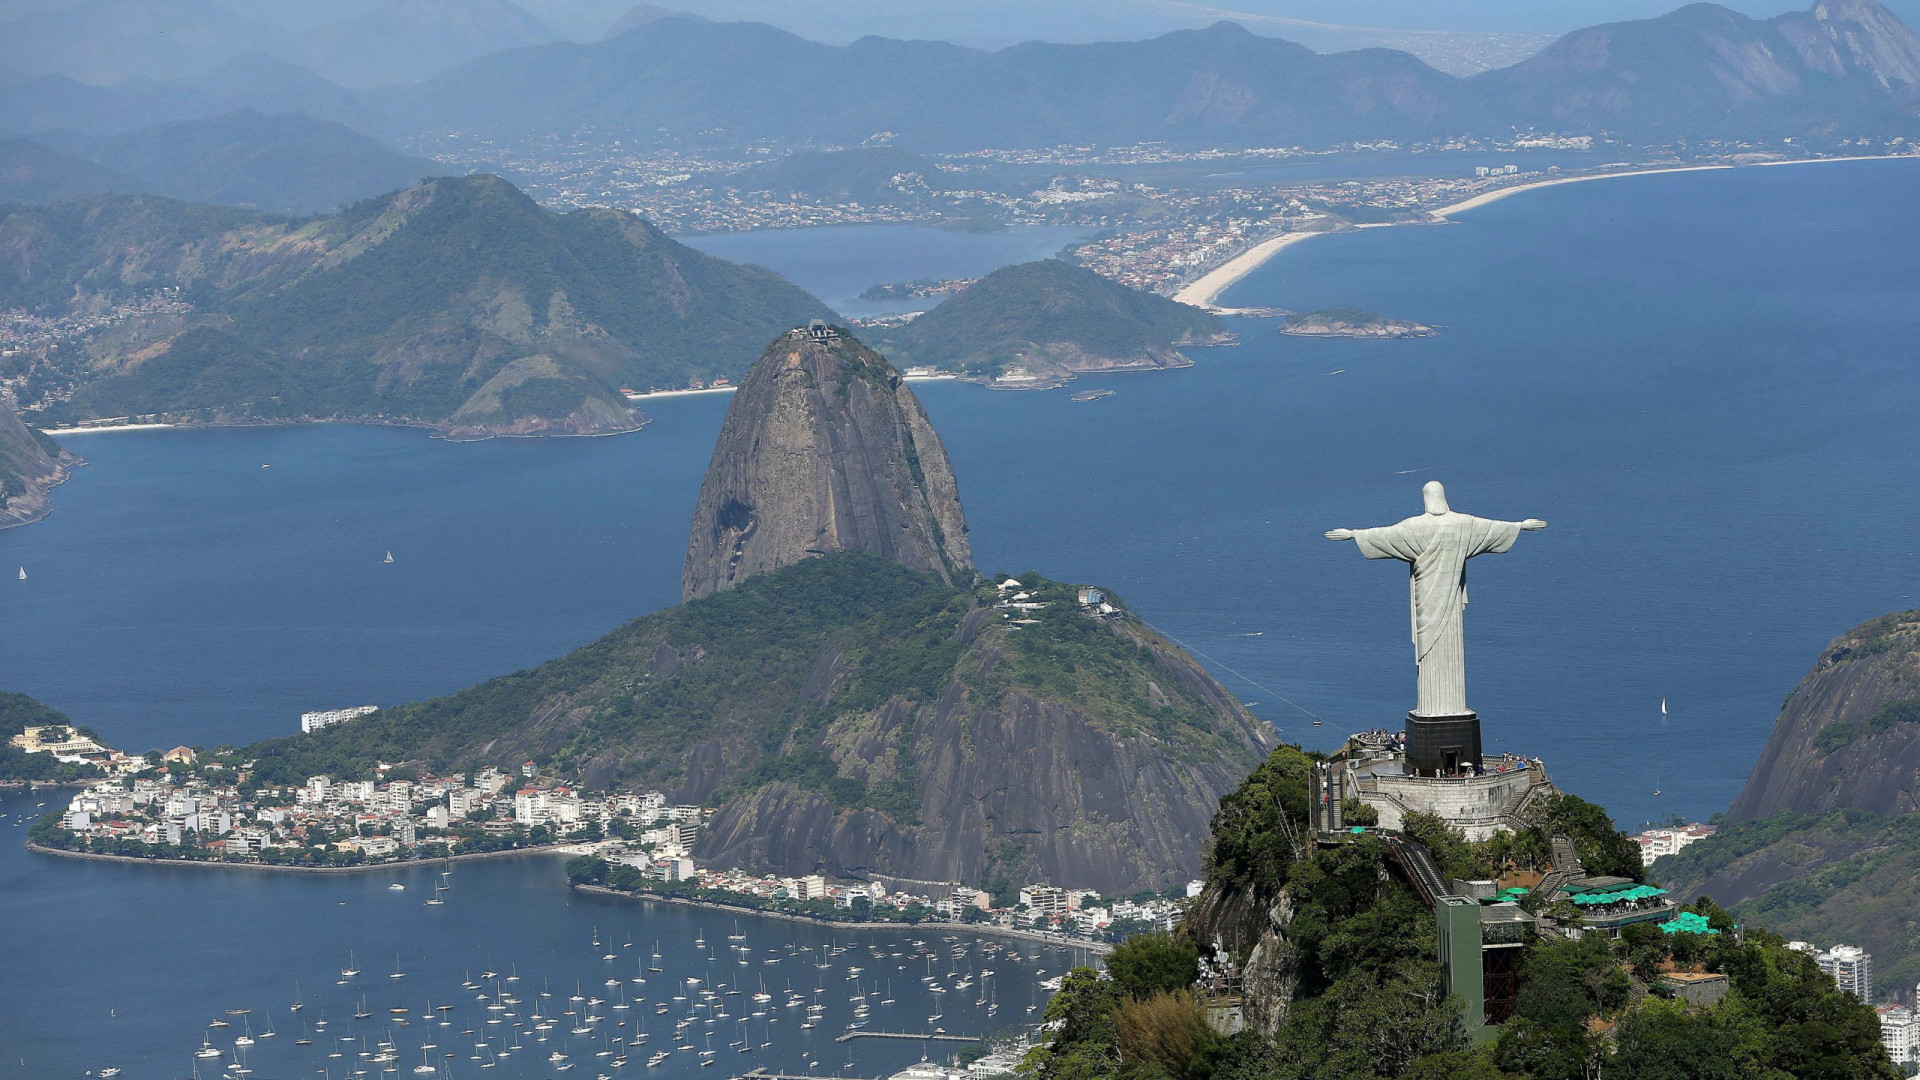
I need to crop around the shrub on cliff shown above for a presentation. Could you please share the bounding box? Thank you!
[1107,934,1201,1001]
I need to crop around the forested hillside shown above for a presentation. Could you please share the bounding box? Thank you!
[0,174,831,437]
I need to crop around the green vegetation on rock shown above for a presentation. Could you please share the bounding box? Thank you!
[0,691,104,783]
[243,553,1271,894]
[1029,741,1899,1080]
[875,260,1226,381]
[1658,808,1920,996]
[3,174,831,436]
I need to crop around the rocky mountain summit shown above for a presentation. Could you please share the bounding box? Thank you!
[250,328,1275,893]
[1728,609,1920,821]
[683,326,972,600]
[1658,609,1920,991]
[0,398,77,530]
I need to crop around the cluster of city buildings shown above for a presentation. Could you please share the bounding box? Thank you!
[48,755,705,864]
[0,288,191,354]
[593,845,1197,942]
[1779,939,1920,1067]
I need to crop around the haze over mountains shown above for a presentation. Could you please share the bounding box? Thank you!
[1,111,435,213]
[2,0,1916,151]
[2,175,830,436]
[0,0,557,87]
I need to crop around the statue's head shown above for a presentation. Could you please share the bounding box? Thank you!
[1422,481,1450,516]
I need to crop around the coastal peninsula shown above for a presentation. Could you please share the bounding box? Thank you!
[0,398,77,531]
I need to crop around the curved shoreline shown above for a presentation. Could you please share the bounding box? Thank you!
[573,884,1113,955]
[1173,155,1915,311]
[25,839,569,874]
[1171,230,1334,309]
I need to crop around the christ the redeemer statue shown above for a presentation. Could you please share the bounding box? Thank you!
[1326,481,1546,719]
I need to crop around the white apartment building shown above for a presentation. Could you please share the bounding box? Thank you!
[1020,885,1069,915]
[1818,944,1874,1000]
[1632,823,1717,866]
[448,788,480,818]
[1878,1006,1915,1064]
[300,705,377,733]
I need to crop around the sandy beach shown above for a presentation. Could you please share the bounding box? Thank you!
[1170,157,1915,312]
[1426,164,1732,219]
[40,422,175,436]
[1172,230,1333,309]
[625,385,738,401]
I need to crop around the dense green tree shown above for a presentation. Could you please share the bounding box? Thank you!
[565,855,607,885]
[1106,934,1200,1001]
[1610,999,1744,1080]
[1022,968,1123,1080]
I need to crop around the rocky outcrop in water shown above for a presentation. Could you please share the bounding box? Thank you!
[1727,610,1920,821]
[682,326,972,600]
[0,398,78,530]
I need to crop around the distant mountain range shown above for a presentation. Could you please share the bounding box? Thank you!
[0,0,557,88]
[1,111,436,214]
[380,0,1920,147]
[4,0,1916,151]
[0,52,377,137]
[3,175,831,437]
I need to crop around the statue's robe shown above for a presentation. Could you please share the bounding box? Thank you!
[1349,512,1522,717]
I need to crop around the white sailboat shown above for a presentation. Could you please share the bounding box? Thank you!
[384,551,394,564]
[16,567,24,580]
[1655,698,1668,796]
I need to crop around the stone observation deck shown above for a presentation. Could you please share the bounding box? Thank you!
[1348,753,1555,841]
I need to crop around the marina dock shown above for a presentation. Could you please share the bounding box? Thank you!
[831,1031,982,1044]
[733,1060,883,1068]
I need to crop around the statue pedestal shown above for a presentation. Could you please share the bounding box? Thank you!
[1406,711,1481,777]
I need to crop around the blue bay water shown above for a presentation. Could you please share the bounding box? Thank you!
[0,787,1085,1079]
[679,224,1098,316]
[2,158,1919,1074]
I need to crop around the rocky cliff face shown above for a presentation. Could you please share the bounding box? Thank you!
[252,555,1277,895]
[696,610,1274,894]
[1727,610,1920,821]
[682,327,972,600]
[0,397,77,530]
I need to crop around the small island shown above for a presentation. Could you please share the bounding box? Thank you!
[874,259,1234,390]
[1281,307,1436,339]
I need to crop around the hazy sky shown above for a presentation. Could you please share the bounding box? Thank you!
[170,0,1911,42]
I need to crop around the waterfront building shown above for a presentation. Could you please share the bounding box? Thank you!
[1020,885,1069,915]
[299,705,377,734]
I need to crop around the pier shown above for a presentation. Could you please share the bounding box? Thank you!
[733,1060,883,1068]
[832,1031,981,1044]
[735,1069,882,1080]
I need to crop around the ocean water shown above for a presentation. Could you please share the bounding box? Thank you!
[679,223,1098,316]
[3,156,1920,1072]
[0,789,1086,1079]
